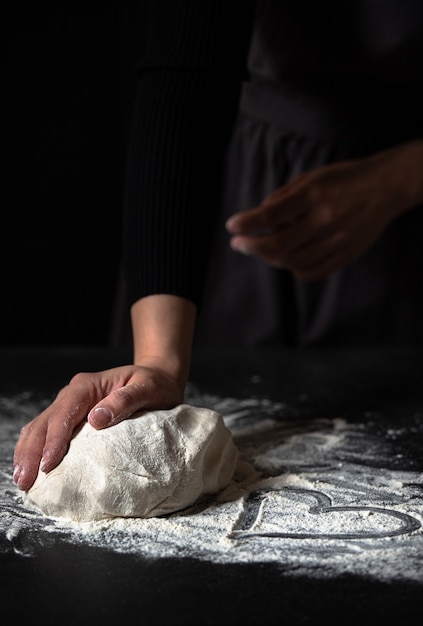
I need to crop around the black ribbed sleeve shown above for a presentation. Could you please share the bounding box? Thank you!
[123,1,256,308]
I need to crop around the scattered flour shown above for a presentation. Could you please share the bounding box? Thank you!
[1,388,423,583]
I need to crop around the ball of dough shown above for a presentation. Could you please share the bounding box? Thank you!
[23,404,239,522]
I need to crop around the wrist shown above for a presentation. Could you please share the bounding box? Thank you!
[130,294,197,387]
[369,139,423,221]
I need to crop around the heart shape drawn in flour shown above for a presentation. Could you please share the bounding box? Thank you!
[233,487,421,540]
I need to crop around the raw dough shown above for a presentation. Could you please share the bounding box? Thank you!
[23,404,239,522]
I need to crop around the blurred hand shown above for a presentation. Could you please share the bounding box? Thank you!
[13,363,184,492]
[226,143,420,281]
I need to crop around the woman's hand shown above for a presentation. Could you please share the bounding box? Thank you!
[14,294,197,492]
[13,363,185,492]
[226,140,423,281]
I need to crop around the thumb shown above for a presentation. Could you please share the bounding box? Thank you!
[88,405,117,428]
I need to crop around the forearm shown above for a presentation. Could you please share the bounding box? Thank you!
[122,3,255,313]
[131,294,197,389]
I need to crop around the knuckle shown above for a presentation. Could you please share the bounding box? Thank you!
[68,371,90,386]
[306,205,333,230]
[19,421,33,437]
[114,385,138,404]
[113,379,150,409]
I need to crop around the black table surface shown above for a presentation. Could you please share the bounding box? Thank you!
[1,345,422,625]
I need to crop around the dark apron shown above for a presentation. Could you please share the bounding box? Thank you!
[193,78,423,348]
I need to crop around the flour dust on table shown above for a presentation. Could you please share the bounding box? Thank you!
[1,387,423,583]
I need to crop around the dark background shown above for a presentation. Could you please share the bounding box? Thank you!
[3,3,149,346]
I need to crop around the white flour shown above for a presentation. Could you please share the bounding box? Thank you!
[1,386,422,583]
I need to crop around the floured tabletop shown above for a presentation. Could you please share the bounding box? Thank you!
[1,346,422,625]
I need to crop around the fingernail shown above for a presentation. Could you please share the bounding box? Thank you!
[225,216,237,231]
[231,240,250,255]
[13,465,20,482]
[16,467,27,491]
[40,453,50,473]
[89,406,114,427]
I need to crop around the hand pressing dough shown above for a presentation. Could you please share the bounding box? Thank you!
[23,404,239,522]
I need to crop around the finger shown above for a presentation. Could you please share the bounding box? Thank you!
[229,217,314,265]
[42,371,107,465]
[14,376,102,491]
[14,407,84,492]
[13,416,49,491]
[87,368,180,429]
[286,230,347,269]
[230,198,346,264]
[87,383,145,428]
[226,189,307,235]
[287,232,352,280]
[293,251,345,281]
[226,207,272,235]
[230,224,347,279]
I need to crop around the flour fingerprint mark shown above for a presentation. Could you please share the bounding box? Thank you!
[233,487,421,540]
